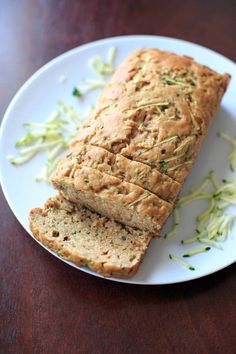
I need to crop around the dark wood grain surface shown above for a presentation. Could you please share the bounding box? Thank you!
[1,1,236,353]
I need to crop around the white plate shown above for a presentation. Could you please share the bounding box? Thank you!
[0,35,236,285]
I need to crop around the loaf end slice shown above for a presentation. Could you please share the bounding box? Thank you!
[29,195,152,278]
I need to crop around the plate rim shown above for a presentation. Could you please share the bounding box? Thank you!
[0,34,235,285]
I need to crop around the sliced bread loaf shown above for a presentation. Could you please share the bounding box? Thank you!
[58,142,181,203]
[51,165,173,233]
[29,195,152,278]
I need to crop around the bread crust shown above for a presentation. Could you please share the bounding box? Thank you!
[56,142,181,203]
[52,165,173,233]
[72,48,230,183]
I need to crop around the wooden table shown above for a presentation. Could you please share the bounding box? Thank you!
[1,1,236,353]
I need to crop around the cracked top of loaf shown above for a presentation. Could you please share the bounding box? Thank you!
[72,48,230,183]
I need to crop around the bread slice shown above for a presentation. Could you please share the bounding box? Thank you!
[51,165,173,233]
[72,48,230,183]
[57,142,181,203]
[29,195,152,278]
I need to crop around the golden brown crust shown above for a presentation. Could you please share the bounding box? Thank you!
[72,48,230,183]
[52,165,173,233]
[29,196,152,278]
[56,142,181,202]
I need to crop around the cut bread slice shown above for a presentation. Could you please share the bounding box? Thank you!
[58,142,181,203]
[51,165,173,233]
[29,195,152,278]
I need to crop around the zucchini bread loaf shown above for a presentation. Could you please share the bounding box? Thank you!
[52,48,230,233]
[29,195,152,278]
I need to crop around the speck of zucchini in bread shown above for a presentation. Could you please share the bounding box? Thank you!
[128,192,150,207]
[129,255,136,262]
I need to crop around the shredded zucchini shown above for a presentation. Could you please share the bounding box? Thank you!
[90,46,117,76]
[181,236,198,245]
[166,169,236,262]
[197,237,223,250]
[9,47,117,181]
[189,107,200,131]
[218,132,236,171]
[159,152,185,164]
[8,102,81,182]
[128,192,150,207]
[183,247,211,257]
[124,102,170,114]
[73,46,117,96]
[167,160,193,172]
[138,135,179,155]
[164,207,179,239]
[164,77,190,88]
[169,254,195,271]
[174,136,195,154]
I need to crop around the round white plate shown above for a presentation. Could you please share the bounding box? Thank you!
[0,35,236,285]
